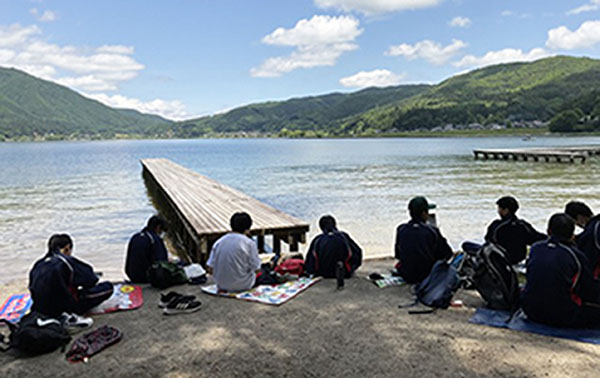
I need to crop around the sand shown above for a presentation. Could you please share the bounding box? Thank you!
[1,258,599,378]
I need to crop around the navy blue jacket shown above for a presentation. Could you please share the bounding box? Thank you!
[395,220,453,284]
[485,215,546,264]
[522,238,600,328]
[576,215,600,278]
[125,228,168,283]
[305,231,362,278]
[29,249,99,317]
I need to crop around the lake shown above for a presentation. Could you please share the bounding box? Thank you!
[1,136,599,284]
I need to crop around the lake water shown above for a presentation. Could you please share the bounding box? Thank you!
[1,137,600,284]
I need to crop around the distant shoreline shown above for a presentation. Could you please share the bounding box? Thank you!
[6,127,600,143]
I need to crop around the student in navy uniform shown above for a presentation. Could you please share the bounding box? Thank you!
[29,234,113,317]
[464,196,546,264]
[125,215,169,283]
[394,196,453,284]
[522,213,600,328]
[565,201,600,278]
[305,215,363,278]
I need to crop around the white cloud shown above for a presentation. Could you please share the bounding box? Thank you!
[501,10,513,16]
[449,16,471,28]
[85,93,189,121]
[0,23,187,119]
[0,24,144,91]
[567,0,600,15]
[546,20,600,50]
[30,8,57,22]
[339,69,405,88]
[251,15,363,78]
[386,39,467,65]
[315,0,442,15]
[454,47,551,68]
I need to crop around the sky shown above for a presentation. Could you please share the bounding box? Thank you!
[1,1,600,120]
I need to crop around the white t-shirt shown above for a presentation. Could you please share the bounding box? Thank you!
[206,233,261,292]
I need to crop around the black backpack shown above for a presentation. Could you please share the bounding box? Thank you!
[0,312,71,355]
[413,260,461,311]
[147,261,189,289]
[461,243,519,311]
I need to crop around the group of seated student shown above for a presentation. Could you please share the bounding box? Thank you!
[28,234,113,328]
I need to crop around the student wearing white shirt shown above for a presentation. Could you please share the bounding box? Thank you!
[206,212,263,292]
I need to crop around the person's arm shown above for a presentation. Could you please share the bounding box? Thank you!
[434,228,454,261]
[343,232,363,266]
[71,257,99,289]
[394,225,403,260]
[522,220,547,245]
[576,252,600,305]
[152,237,169,262]
[206,243,217,274]
[247,241,261,273]
[484,220,497,243]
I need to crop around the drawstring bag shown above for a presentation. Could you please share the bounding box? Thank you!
[66,325,122,363]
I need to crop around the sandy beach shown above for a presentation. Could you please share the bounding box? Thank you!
[1,258,599,378]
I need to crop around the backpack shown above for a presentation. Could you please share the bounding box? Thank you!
[461,243,519,311]
[66,325,122,363]
[147,261,189,289]
[274,258,305,277]
[0,312,71,355]
[413,260,461,311]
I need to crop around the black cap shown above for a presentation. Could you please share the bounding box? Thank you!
[408,196,436,214]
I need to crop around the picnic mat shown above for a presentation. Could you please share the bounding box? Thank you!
[470,307,600,345]
[366,275,405,289]
[201,277,322,306]
[0,294,32,323]
[88,283,143,315]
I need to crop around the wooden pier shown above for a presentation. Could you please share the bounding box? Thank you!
[473,146,600,164]
[141,158,309,263]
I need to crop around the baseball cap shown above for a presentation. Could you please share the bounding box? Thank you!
[408,196,436,214]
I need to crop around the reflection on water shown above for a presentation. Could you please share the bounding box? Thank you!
[1,137,599,283]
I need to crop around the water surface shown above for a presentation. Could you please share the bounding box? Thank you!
[1,137,599,283]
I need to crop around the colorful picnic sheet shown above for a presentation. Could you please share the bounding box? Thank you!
[470,307,600,345]
[366,275,405,289]
[0,294,32,323]
[88,283,143,315]
[201,277,321,306]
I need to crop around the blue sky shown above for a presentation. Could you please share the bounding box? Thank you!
[1,0,600,119]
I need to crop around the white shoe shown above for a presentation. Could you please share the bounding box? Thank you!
[61,312,93,334]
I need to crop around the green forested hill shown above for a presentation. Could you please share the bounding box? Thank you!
[177,56,600,136]
[0,67,172,140]
[2,56,600,140]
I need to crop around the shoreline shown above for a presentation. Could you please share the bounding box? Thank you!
[5,127,600,143]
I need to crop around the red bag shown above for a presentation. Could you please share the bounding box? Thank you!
[274,259,304,277]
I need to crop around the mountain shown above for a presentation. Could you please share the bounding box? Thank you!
[175,56,600,136]
[0,67,172,140]
[172,85,430,138]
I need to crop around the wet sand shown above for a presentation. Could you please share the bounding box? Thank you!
[1,258,599,378]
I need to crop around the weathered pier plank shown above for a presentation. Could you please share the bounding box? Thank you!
[141,158,309,262]
[473,146,600,164]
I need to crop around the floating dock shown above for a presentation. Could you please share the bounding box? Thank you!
[141,158,309,263]
[473,146,600,164]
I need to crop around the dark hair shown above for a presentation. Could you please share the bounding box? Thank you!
[565,201,593,219]
[319,215,337,232]
[496,196,519,214]
[548,213,575,241]
[230,212,252,233]
[147,215,168,232]
[48,234,73,251]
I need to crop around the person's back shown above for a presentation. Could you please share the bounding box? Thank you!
[305,215,362,278]
[565,201,600,278]
[395,197,453,284]
[522,214,600,328]
[484,196,546,264]
[125,216,169,283]
[29,252,76,317]
[207,213,261,292]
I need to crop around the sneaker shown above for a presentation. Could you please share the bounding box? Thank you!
[158,292,195,308]
[61,312,93,334]
[163,297,202,315]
